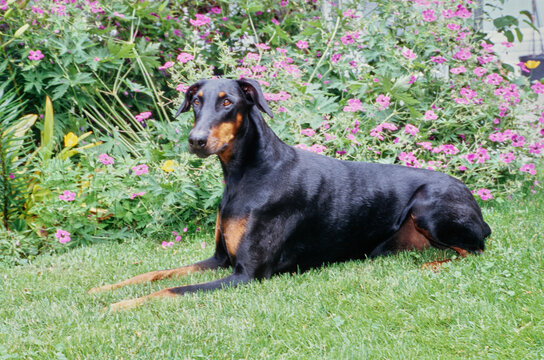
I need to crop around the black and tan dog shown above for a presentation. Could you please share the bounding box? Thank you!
[90,78,491,310]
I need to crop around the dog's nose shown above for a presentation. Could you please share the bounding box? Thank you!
[188,132,208,150]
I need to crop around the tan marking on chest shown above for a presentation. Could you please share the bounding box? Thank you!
[222,217,248,256]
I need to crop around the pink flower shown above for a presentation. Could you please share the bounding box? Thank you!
[176,84,189,93]
[477,188,493,201]
[130,191,146,199]
[255,43,270,50]
[447,23,460,31]
[201,241,207,249]
[177,52,194,64]
[131,164,149,176]
[209,6,221,14]
[398,152,421,168]
[501,41,514,48]
[453,47,472,61]
[183,227,188,232]
[59,190,76,202]
[331,53,342,63]
[28,50,44,61]
[499,152,515,164]
[455,6,472,19]
[189,13,210,27]
[309,144,327,153]
[531,82,544,94]
[158,61,174,70]
[466,148,489,164]
[175,235,182,242]
[343,98,363,112]
[9,173,15,179]
[422,9,437,22]
[424,110,438,120]
[55,229,71,244]
[162,241,174,248]
[375,94,391,110]
[340,32,359,45]
[431,56,447,64]
[98,153,114,165]
[296,40,309,49]
[417,142,433,151]
[271,18,280,25]
[401,49,416,60]
[486,73,503,85]
[404,124,419,136]
[135,111,152,122]
[450,66,466,74]
[518,62,530,73]
[473,67,487,77]
[300,128,316,137]
[520,163,537,175]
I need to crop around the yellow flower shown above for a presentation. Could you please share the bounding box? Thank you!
[64,132,78,148]
[525,60,541,69]
[161,160,177,172]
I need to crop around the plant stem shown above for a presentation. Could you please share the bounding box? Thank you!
[307,16,341,87]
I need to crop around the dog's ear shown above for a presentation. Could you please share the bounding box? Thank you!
[174,81,204,118]
[236,78,273,119]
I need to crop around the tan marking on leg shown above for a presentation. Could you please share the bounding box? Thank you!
[450,246,468,258]
[222,217,248,256]
[215,210,221,245]
[421,259,452,272]
[218,91,226,98]
[109,288,178,311]
[88,264,201,293]
[197,90,203,97]
[394,216,431,251]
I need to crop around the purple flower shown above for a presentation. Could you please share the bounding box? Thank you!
[499,152,515,164]
[473,67,487,77]
[486,73,503,85]
[450,66,467,74]
[158,61,174,70]
[431,56,446,64]
[209,6,221,14]
[401,48,416,60]
[331,53,342,63]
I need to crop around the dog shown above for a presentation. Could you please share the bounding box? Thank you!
[90,78,491,310]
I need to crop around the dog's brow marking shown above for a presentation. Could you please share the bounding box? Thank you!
[222,217,248,256]
[198,90,203,97]
[218,91,226,98]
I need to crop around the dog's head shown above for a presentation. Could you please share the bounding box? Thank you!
[175,78,273,159]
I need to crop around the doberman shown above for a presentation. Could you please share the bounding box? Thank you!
[90,78,491,310]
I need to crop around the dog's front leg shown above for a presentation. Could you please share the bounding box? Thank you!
[109,272,250,311]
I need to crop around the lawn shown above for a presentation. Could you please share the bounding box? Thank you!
[1,193,543,359]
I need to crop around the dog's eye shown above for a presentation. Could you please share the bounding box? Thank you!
[223,99,231,106]
[193,99,200,106]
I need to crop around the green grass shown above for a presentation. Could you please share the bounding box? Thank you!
[1,194,543,359]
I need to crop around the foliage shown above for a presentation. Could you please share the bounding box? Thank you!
[0,0,543,263]
[0,83,35,232]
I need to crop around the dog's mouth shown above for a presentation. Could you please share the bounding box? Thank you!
[188,142,229,158]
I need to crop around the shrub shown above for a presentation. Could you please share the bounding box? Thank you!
[0,0,542,263]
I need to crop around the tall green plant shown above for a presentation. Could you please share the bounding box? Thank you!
[0,85,36,231]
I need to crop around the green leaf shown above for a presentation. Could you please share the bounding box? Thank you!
[41,96,55,160]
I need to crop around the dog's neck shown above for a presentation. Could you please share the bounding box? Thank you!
[219,107,286,182]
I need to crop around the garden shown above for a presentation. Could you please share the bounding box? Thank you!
[0,0,543,358]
